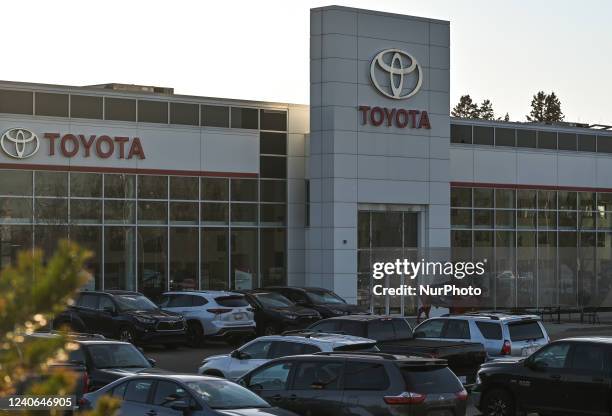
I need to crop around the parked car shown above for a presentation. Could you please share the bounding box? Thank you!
[158,291,256,347]
[53,290,186,347]
[473,337,612,416]
[412,313,550,358]
[263,286,368,318]
[198,331,378,380]
[80,374,298,416]
[242,289,321,335]
[238,352,468,416]
[308,315,413,341]
[27,332,165,397]
[307,314,486,385]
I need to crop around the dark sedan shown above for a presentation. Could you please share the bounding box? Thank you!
[262,286,368,318]
[81,374,299,416]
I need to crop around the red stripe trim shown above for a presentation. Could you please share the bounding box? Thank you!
[0,163,258,178]
[451,181,612,193]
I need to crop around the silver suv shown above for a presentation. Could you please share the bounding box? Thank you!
[198,331,378,380]
[412,313,550,358]
[159,291,255,347]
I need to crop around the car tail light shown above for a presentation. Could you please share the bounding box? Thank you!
[383,392,426,405]
[82,372,90,393]
[207,308,232,314]
[455,389,468,401]
[501,340,512,355]
[78,397,90,408]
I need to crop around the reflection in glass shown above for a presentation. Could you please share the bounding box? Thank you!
[138,175,168,199]
[70,200,102,224]
[202,228,228,290]
[71,173,102,198]
[201,203,228,225]
[231,203,258,225]
[104,227,136,291]
[538,231,557,307]
[170,202,198,225]
[70,225,102,290]
[451,187,471,207]
[34,225,68,261]
[202,178,228,201]
[231,179,258,201]
[0,170,32,196]
[496,231,516,308]
[35,171,68,197]
[0,198,32,224]
[138,227,167,301]
[104,200,135,224]
[104,174,135,199]
[170,228,198,291]
[559,232,577,307]
[170,177,198,200]
[474,188,493,208]
[35,199,68,223]
[261,228,286,287]
[0,225,32,269]
[495,189,515,209]
[138,201,168,225]
[371,212,402,248]
[261,204,285,225]
[260,180,286,202]
[231,229,257,290]
[474,210,493,228]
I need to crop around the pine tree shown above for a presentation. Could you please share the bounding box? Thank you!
[503,113,510,121]
[527,91,547,122]
[451,95,479,118]
[544,92,564,122]
[478,99,495,120]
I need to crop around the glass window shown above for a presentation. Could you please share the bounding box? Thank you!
[261,228,286,287]
[293,361,343,390]
[451,187,471,207]
[202,228,228,290]
[138,227,168,301]
[476,322,502,339]
[0,170,32,196]
[104,174,135,199]
[0,89,33,115]
[170,227,199,291]
[105,97,136,122]
[401,367,463,394]
[517,210,536,229]
[153,381,190,407]
[451,209,471,228]
[70,95,103,119]
[558,133,577,151]
[344,362,389,390]
[104,200,135,224]
[509,321,544,341]
[202,178,228,201]
[248,362,292,391]
[358,211,370,249]
[170,102,199,126]
[474,188,493,208]
[559,211,577,229]
[531,343,569,368]
[261,204,285,225]
[138,175,168,199]
[414,319,445,338]
[598,193,612,211]
[371,212,402,248]
[517,190,536,209]
[241,340,273,359]
[537,210,556,229]
[450,124,471,144]
[70,226,102,289]
[598,135,612,153]
[170,176,198,200]
[202,203,228,225]
[124,380,154,403]
[35,171,68,197]
[260,109,287,131]
[368,320,395,341]
[260,132,287,155]
[538,190,557,210]
[495,189,515,208]
[35,92,68,117]
[495,128,515,147]
[261,156,287,178]
[34,225,68,261]
[111,382,127,398]
[0,226,32,269]
[570,344,606,372]
[170,202,198,224]
[35,199,67,223]
[231,229,257,290]
[260,180,286,202]
[138,100,168,123]
[558,191,577,210]
[231,107,258,129]
[474,209,493,228]
[70,200,101,224]
[0,198,32,224]
[77,293,98,309]
[538,131,557,149]
[578,134,596,152]
[70,172,102,198]
[473,126,494,145]
[270,341,319,358]
[580,211,596,230]
[231,179,258,201]
[579,192,596,211]
[444,319,470,339]
[138,201,168,225]
[98,295,115,311]
[104,226,136,290]
[201,105,229,127]
[516,129,536,148]
[495,210,515,229]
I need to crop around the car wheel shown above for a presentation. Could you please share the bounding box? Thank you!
[118,327,135,344]
[482,389,516,416]
[263,324,278,336]
[186,321,204,348]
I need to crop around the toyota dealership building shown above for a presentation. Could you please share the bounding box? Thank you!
[1,6,612,314]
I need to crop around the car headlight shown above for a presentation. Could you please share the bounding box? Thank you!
[134,316,156,325]
[283,313,298,320]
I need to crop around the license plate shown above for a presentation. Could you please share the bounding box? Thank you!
[458,375,467,384]
[233,313,245,320]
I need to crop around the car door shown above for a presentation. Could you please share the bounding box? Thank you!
[120,379,155,416]
[147,380,193,416]
[243,360,294,409]
[342,361,391,416]
[97,295,118,338]
[227,339,273,379]
[563,342,610,415]
[413,318,446,339]
[269,341,322,359]
[162,294,196,317]
[75,293,101,332]
[519,342,572,414]
[286,359,345,416]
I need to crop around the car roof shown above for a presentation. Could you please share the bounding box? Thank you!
[162,290,243,297]
[264,286,332,293]
[270,352,446,365]
[320,315,403,322]
[559,337,612,344]
[30,332,132,345]
[435,313,542,322]
[81,290,143,296]
[257,332,376,345]
[111,374,228,382]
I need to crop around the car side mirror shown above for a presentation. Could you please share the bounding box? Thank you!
[147,357,157,367]
[169,400,189,412]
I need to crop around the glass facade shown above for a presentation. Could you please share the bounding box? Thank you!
[451,186,612,310]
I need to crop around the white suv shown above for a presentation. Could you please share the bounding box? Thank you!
[159,291,255,347]
[198,331,378,380]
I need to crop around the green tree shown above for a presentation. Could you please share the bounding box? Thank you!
[544,92,564,122]
[527,91,547,122]
[451,94,479,118]
[478,99,495,120]
[527,91,564,122]
[503,113,510,122]
[0,241,120,416]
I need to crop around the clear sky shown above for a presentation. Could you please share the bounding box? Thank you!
[3,0,611,124]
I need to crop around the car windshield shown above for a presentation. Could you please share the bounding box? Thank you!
[186,379,270,410]
[306,290,346,305]
[88,344,151,369]
[254,292,294,308]
[115,295,158,311]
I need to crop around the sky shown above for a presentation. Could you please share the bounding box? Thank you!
[2,0,612,124]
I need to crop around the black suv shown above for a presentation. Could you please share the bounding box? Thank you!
[238,352,468,416]
[242,289,321,335]
[263,286,368,318]
[308,315,413,341]
[53,290,186,347]
[473,337,612,416]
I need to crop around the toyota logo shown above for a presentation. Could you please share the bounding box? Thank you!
[1,128,40,159]
[370,49,422,100]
